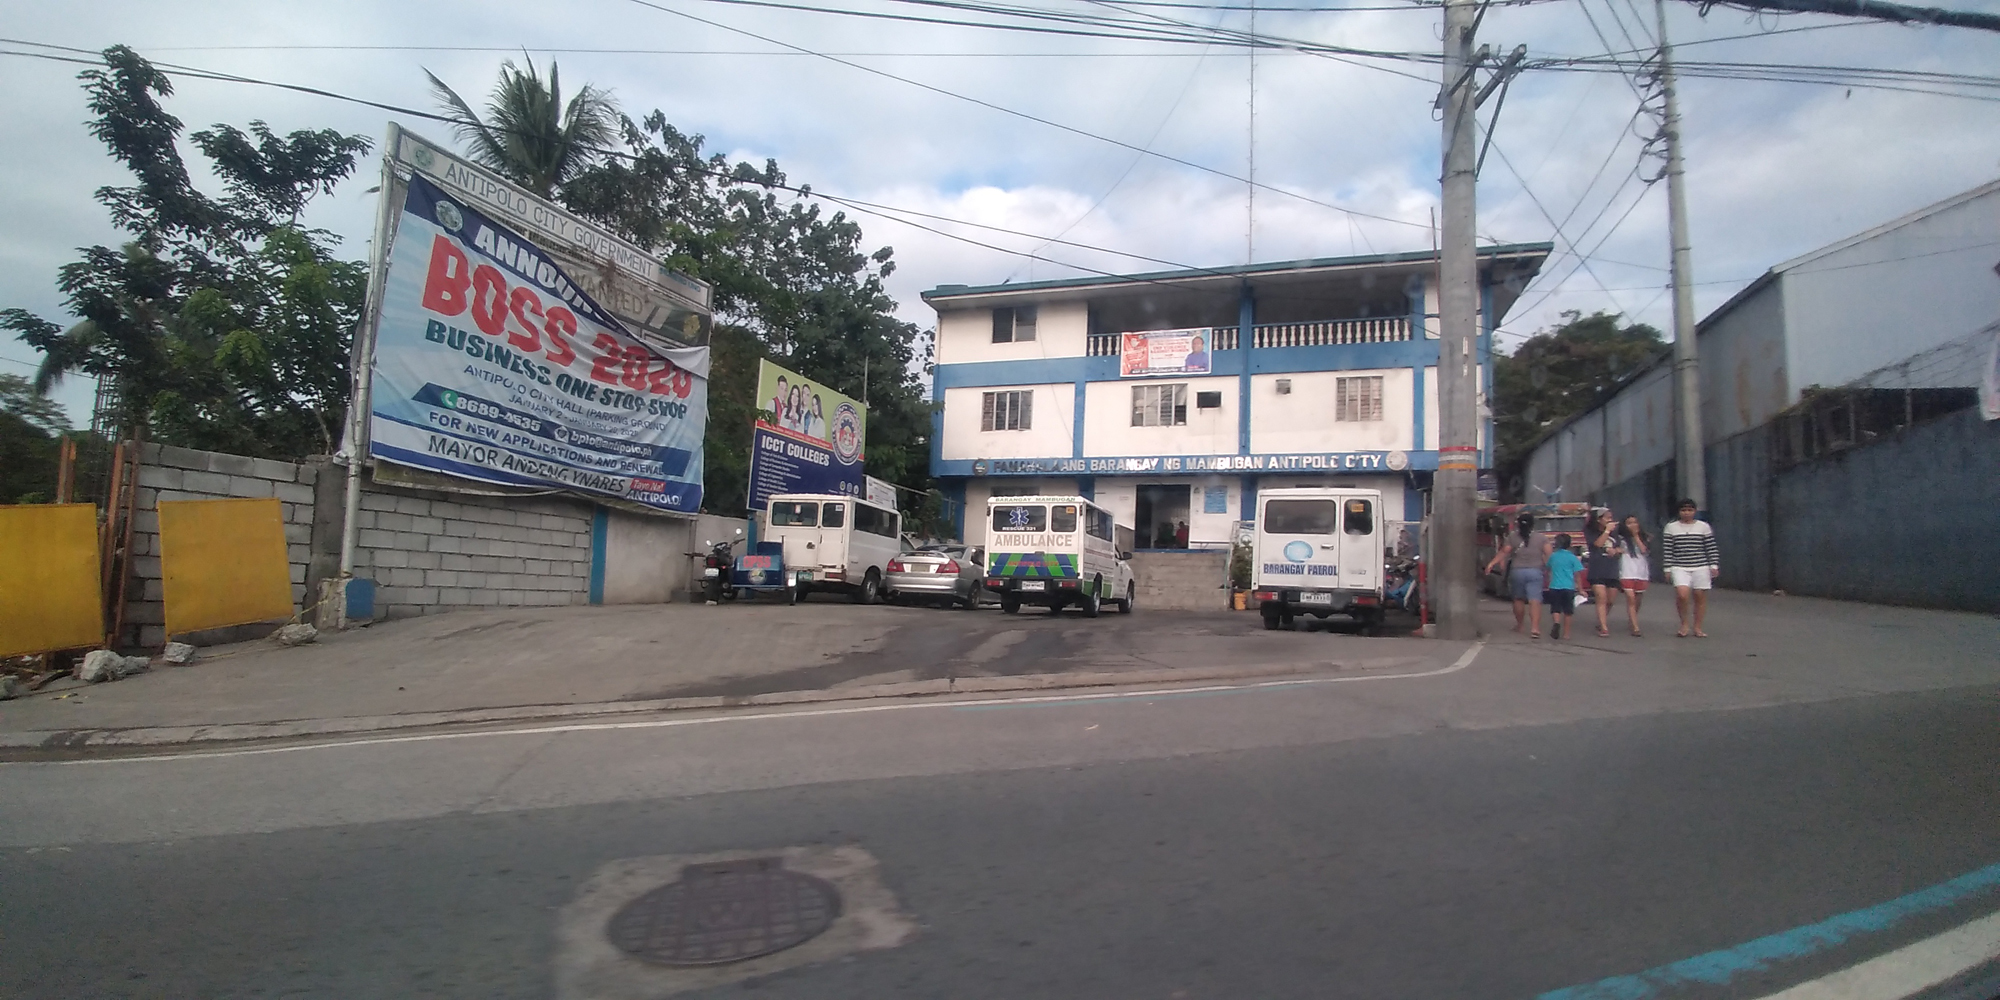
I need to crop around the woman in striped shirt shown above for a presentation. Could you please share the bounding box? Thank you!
[1661,498,1720,638]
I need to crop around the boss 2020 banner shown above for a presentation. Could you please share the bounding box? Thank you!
[368,173,708,513]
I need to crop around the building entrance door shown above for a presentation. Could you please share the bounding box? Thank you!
[1135,484,1192,549]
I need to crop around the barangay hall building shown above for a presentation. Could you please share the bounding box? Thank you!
[924,244,1551,553]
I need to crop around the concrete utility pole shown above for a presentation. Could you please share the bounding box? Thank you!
[1433,0,1481,640]
[1656,0,1705,511]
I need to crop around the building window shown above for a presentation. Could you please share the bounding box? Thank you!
[981,390,1033,431]
[991,306,1037,343]
[1335,376,1384,422]
[1131,383,1188,426]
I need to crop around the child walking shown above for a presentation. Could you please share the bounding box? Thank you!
[1543,534,1586,640]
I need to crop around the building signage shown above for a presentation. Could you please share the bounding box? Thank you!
[390,125,712,349]
[367,173,707,513]
[1120,328,1213,378]
[865,474,897,510]
[748,359,867,510]
[970,450,1415,476]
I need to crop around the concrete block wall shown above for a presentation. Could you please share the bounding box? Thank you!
[128,443,317,648]
[346,486,594,618]
[1129,549,1230,611]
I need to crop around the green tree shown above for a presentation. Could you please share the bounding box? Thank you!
[1492,310,1665,498]
[558,112,935,516]
[0,373,72,503]
[2,46,371,459]
[426,58,619,199]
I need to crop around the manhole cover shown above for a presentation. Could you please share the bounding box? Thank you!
[606,857,841,966]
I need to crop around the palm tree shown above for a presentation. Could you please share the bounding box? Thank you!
[427,58,620,199]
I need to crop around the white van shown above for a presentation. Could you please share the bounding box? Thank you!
[1251,487,1387,632]
[982,495,1137,617]
[765,493,903,604]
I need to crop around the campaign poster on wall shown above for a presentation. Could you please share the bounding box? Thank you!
[748,359,866,510]
[366,173,708,514]
[1120,328,1214,377]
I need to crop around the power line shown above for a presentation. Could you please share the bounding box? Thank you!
[611,0,1439,230]
[0,41,1317,299]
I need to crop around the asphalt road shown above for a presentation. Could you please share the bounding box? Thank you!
[4,598,1999,999]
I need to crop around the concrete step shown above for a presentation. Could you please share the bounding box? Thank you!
[1128,550,1231,612]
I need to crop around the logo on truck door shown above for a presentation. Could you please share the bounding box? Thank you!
[1283,541,1313,563]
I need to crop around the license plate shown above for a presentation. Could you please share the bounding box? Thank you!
[702,567,719,578]
[1019,580,1046,592]
[1299,592,1333,605]
[795,570,814,582]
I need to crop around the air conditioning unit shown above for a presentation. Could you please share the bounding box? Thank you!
[1196,390,1223,409]
[1275,378,1292,394]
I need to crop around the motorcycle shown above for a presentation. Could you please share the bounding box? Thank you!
[702,537,739,604]
[1383,554,1421,615]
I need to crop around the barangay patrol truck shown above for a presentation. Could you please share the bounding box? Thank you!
[1250,487,1387,633]
[982,495,1137,617]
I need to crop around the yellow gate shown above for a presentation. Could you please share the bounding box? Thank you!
[158,497,295,637]
[0,503,105,657]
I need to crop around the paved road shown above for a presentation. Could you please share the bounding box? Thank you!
[4,595,1998,999]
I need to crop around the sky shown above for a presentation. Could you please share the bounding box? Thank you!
[3,0,1998,428]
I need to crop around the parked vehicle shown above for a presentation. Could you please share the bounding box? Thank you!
[1476,502,1590,596]
[701,532,741,604]
[1384,553,1420,615]
[764,493,903,604]
[886,545,987,608]
[983,495,1136,617]
[1250,487,1386,633]
[730,540,788,600]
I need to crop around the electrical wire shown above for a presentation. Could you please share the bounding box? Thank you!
[0,40,1340,299]
[611,0,1440,230]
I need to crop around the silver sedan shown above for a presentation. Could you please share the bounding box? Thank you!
[886,546,987,609]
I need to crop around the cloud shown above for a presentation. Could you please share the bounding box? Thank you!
[3,0,1996,426]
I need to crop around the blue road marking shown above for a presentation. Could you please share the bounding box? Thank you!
[1538,860,2000,1000]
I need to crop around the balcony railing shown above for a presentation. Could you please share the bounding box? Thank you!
[1253,316,1409,347]
[1085,317,1409,356]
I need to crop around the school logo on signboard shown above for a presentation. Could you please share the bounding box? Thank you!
[831,402,864,464]
[433,199,463,233]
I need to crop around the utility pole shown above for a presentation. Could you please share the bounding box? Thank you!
[1433,0,1481,640]
[1656,0,1704,512]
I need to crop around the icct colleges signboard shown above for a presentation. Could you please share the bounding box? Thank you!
[747,360,867,510]
[365,173,708,513]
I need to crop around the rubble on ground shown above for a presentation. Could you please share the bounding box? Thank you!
[77,649,151,683]
[272,623,318,647]
[163,641,197,665]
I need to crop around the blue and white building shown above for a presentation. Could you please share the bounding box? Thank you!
[925,244,1552,550]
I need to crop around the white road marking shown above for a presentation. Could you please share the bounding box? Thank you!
[1753,907,2000,1000]
[15,643,1484,768]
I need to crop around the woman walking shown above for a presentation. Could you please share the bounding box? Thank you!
[1585,509,1625,637]
[1618,515,1651,637]
[1483,512,1548,638]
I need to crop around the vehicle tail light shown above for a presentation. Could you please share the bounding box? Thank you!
[1354,595,1379,606]
[1253,590,1279,601]
[887,559,905,572]
[940,560,961,574]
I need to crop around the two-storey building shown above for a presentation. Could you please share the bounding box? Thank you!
[925,244,1552,563]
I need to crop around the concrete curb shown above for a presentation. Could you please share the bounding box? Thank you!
[0,657,1426,753]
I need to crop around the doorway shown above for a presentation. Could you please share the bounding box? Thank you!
[1135,484,1192,549]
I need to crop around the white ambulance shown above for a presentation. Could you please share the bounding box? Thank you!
[1250,487,1387,632]
[765,493,903,604]
[982,495,1137,617]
